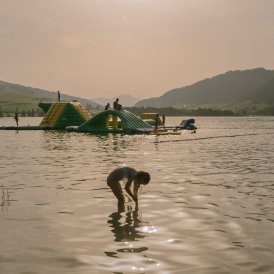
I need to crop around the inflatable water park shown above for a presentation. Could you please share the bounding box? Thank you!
[0,102,196,135]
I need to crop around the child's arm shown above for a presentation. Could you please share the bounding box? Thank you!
[133,181,140,196]
[125,179,137,203]
[133,182,140,205]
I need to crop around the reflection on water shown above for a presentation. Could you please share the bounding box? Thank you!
[1,116,274,273]
[108,208,145,243]
[104,207,162,273]
[1,187,10,211]
[106,207,148,259]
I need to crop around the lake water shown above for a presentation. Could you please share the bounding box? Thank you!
[1,116,274,274]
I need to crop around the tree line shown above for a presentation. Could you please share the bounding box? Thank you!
[125,106,274,116]
[1,105,274,118]
[0,107,45,117]
[125,106,235,116]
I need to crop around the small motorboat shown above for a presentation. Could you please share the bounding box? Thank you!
[176,118,197,130]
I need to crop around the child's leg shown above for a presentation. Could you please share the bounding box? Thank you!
[107,181,125,204]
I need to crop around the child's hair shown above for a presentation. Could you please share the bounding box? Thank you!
[136,171,150,185]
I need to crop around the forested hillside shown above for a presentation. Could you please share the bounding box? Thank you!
[135,68,274,109]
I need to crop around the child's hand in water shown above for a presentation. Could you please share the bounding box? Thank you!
[124,194,138,204]
[124,194,132,203]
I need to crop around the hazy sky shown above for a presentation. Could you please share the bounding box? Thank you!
[1,0,274,99]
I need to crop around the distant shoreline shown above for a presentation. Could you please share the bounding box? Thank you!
[1,106,274,118]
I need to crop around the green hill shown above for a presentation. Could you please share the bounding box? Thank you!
[245,75,274,104]
[0,80,98,114]
[135,68,274,109]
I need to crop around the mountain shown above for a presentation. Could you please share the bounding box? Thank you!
[246,75,274,104]
[135,68,274,108]
[91,94,139,107]
[0,80,98,113]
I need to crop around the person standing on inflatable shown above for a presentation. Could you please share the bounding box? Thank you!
[162,114,166,129]
[113,98,122,110]
[14,113,19,127]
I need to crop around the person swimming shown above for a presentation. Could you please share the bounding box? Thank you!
[107,167,150,207]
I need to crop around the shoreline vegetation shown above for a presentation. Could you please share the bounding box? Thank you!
[1,105,274,118]
[125,106,274,116]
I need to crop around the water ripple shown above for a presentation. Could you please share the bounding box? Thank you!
[1,116,274,273]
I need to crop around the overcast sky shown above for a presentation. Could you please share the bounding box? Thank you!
[1,0,274,99]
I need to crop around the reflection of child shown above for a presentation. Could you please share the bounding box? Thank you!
[107,167,150,207]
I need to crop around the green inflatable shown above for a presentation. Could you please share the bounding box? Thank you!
[0,102,91,131]
[66,109,153,134]
[39,102,91,129]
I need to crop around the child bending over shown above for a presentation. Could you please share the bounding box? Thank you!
[107,167,150,207]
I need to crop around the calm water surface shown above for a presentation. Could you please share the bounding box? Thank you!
[1,116,274,274]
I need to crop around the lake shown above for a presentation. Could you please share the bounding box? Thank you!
[1,116,274,274]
